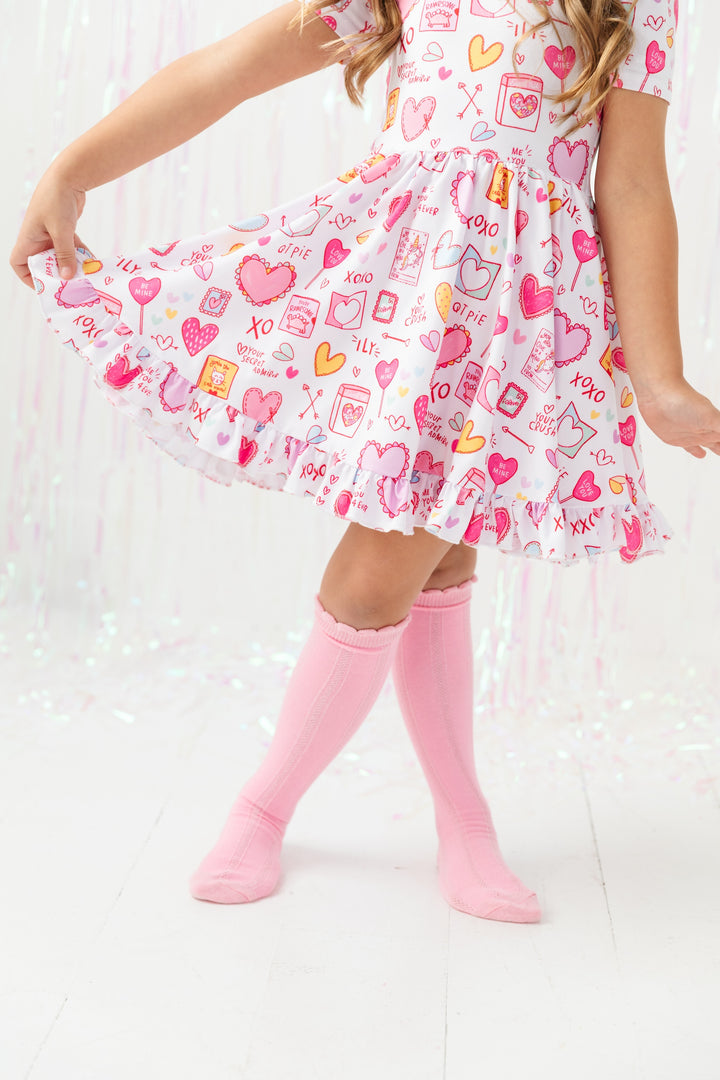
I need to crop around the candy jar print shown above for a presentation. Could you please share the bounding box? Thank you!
[305,238,351,289]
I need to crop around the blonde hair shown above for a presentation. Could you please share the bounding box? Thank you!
[291,0,642,137]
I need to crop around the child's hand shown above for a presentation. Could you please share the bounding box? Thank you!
[638,377,720,459]
[9,169,88,288]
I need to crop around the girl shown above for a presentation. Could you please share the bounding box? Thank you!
[10,0,720,923]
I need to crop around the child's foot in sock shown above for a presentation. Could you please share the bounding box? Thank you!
[189,795,287,904]
[436,810,541,923]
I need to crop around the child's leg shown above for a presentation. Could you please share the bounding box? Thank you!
[190,524,456,904]
[391,569,540,923]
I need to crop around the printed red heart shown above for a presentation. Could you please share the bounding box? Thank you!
[106,354,142,389]
[572,469,601,502]
[237,437,259,467]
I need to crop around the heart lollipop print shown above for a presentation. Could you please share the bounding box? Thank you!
[306,238,350,289]
[618,415,639,468]
[487,453,518,499]
[375,357,399,417]
[129,276,161,334]
[559,469,601,503]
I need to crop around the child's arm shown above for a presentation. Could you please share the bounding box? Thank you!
[593,90,682,403]
[593,90,717,458]
[10,2,338,285]
[594,90,720,459]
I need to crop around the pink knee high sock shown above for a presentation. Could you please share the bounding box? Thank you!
[190,597,410,904]
[391,575,540,923]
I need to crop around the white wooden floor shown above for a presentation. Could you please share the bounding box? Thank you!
[2,620,719,1080]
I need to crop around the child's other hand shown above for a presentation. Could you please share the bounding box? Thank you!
[9,169,88,288]
[638,377,720,459]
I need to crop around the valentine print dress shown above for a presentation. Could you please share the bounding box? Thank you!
[28,0,679,566]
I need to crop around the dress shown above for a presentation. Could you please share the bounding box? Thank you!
[28,0,679,566]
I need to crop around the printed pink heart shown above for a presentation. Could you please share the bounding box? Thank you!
[342,403,363,426]
[420,330,441,352]
[596,449,612,466]
[238,437,259,467]
[550,138,589,186]
[413,395,429,434]
[335,490,352,516]
[401,95,436,141]
[520,273,553,318]
[286,366,299,378]
[194,262,214,281]
[324,238,351,268]
[243,387,282,425]
[361,442,407,478]
[545,44,576,79]
[618,415,636,446]
[494,313,508,336]
[349,192,363,203]
[463,514,484,544]
[382,476,411,516]
[258,236,271,246]
[619,515,643,561]
[509,92,538,119]
[439,66,452,80]
[238,256,294,304]
[488,452,518,486]
[513,328,527,345]
[129,277,161,306]
[377,241,387,253]
[182,317,219,356]
[385,192,412,230]
[106,354,142,389]
[494,508,511,543]
[554,310,591,365]
[376,357,399,389]
[160,369,194,411]
[572,469,601,501]
[414,450,444,477]
[612,347,627,372]
[515,209,529,238]
[437,327,468,366]
[546,448,558,469]
[217,432,230,446]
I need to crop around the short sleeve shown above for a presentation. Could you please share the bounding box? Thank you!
[297,0,379,62]
[612,0,677,104]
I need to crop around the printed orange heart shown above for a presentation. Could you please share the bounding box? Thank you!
[398,385,409,397]
[621,386,633,408]
[590,409,600,419]
[82,259,103,275]
[356,230,373,244]
[166,308,178,319]
[468,35,503,72]
[547,180,563,215]
[456,419,486,453]
[315,341,346,377]
[609,475,625,495]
